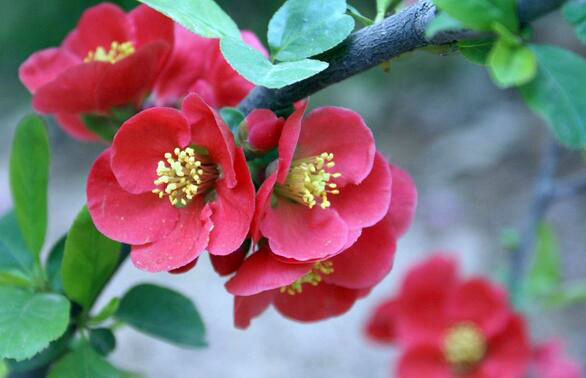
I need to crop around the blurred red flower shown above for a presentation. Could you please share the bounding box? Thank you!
[532,339,583,378]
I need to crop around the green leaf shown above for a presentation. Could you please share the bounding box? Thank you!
[82,114,119,142]
[48,341,124,378]
[519,45,586,148]
[220,37,328,89]
[458,39,494,65]
[46,236,66,292]
[547,281,586,308]
[0,211,33,274]
[6,328,74,373]
[137,0,239,39]
[116,284,206,348]
[219,107,245,133]
[526,223,561,297]
[563,0,586,44]
[0,287,70,361]
[0,360,6,378]
[426,12,463,39]
[433,0,518,33]
[487,38,537,87]
[9,115,50,256]
[347,5,373,26]
[89,328,116,356]
[375,0,397,22]
[88,297,120,326]
[268,0,354,62]
[0,270,33,288]
[61,207,120,309]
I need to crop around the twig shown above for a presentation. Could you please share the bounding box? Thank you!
[237,0,567,114]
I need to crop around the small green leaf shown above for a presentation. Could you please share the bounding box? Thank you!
[220,37,329,89]
[268,0,354,62]
[89,328,116,356]
[0,270,33,288]
[375,0,397,22]
[426,12,463,39]
[88,297,120,326]
[48,341,124,378]
[137,0,240,39]
[526,223,561,297]
[487,38,537,87]
[547,281,586,308]
[519,45,586,148]
[9,115,50,256]
[347,5,373,26]
[0,211,33,274]
[46,236,66,292]
[458,39,494,65]
[563,0,586,44]
[0,287,70,361]
[433,0,518,33]
[219,107,245,133]
[61,207,120,309]
[116,284,206,348]
[82,114,119,142]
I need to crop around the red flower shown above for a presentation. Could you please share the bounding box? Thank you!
[226,165,416,329]
[19,3,174,140]
[251,104,402,261]
[153,24,266,108]
[86,94,255,272]
[532,340,583,378]
[365,256,532,378]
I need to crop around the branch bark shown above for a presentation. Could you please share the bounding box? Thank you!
[238,0,566,114]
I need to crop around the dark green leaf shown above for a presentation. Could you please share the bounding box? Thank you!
[61,207,120,309]
[89,328,116,356]
[0,287,70,361]
[9,115,49,256]
[116,284,206,348]
[137,0,239,39]
[220,37,328,89]
[82,114,119,142]
[433,0,518,33]
[88,297,120,326]
[526,223,561,297]
[46,236,66,292]
[48,341,124,378]
[268,0,354,61]
[458,39,494,65]
[563,0,586,44]
[519,45,586,148]
[0,211,33,274]
[487,38,537,87]
[426,12,463,39]
[219,107,245,133]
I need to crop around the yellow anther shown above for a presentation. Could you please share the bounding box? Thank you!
[280,261,334,295]
[152,146,218,207]
[443,323,486,373]
[84,41,135,64]
[275,152,341,209]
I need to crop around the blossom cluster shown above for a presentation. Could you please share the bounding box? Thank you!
[365,256,583,378]
[19,3,417,326]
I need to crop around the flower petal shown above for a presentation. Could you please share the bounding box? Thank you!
[111,107,191,194]
[207,148,255,255]
[261,198,349,261]
[87,150,178,245]
[296,107,375,186]
[55,113,101,142]
[234,290,275,329]
[225,245,311,296]
[388,164,417,237]
[128,4,174,50]
[276,100,308,183]
[250,172,278,243]
[130,198,213,272]
[19,48,79,93]
[397,345,452,378]
[245,109,285,152]
[209,242,249,276]
[75,3,130,55]
[365,299,399,344]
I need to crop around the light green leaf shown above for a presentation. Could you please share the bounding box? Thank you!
[9,115,49,256]
[89,328,116,356]
[116,284,206,348]
[268,0,354,62]
[0,360,6,378]
[6,328,74,373]
[458,39,494,65]
[426,12,463,39]
[487,38,537,87]
[88,297,120,326]
[137,0,239,39]
[0,287,70,361]
[0,211,33,274]
[375,0,396,22]
[526,223,561,297]
[48,341,124,378]
[61,207,120,309]
[433,0,518,33]
[220,37,328,88]
[0,271,33,288]
[519,45,586,148]
[547,281,586,308]
[563,0,586,44]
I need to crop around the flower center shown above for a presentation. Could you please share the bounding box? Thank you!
[84,41,135,64]
[442,323,487,373]
[275,152,341,209]
[152,147,219,208]
[280,261,334,295]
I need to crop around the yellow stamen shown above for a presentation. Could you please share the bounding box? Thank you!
[280,261,334,295]
[442,322,487,373]
[275,152,341,209]
[152,147,218,207]
[84,41,135,64]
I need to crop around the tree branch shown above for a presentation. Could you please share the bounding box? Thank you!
[238,0,566,114]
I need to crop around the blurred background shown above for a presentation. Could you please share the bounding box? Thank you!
[0,0,585,377]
